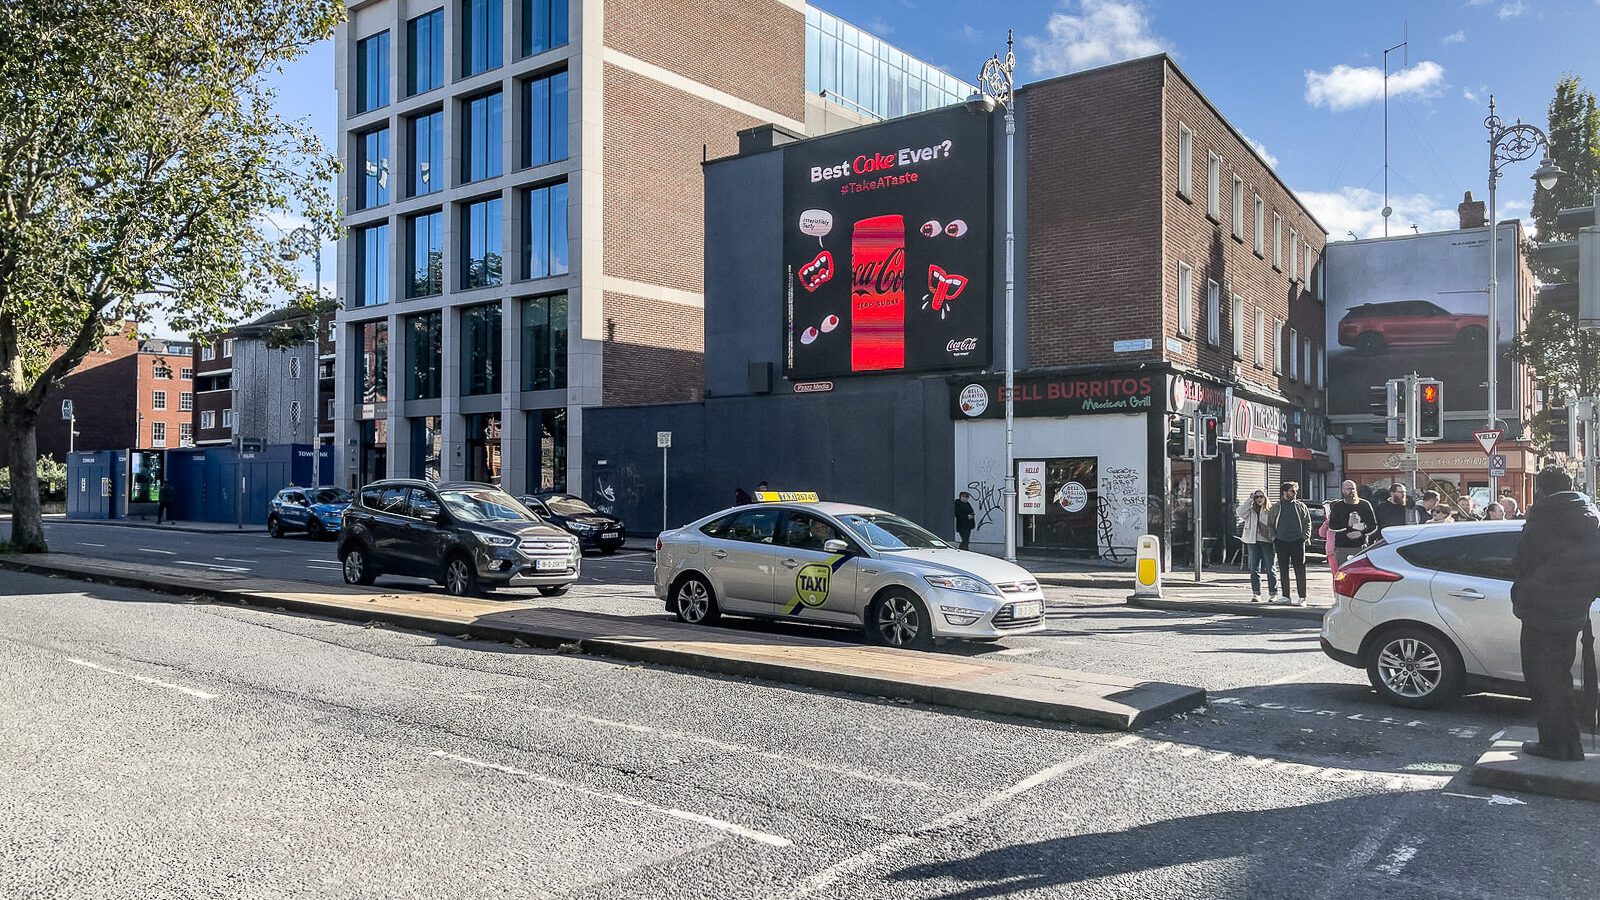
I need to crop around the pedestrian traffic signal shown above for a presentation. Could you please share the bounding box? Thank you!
[1417,380,1443,441]
[1166,417,1192,459]
[1201,415,1220,459]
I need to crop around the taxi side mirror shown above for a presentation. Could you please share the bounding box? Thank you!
[823,538,850,555]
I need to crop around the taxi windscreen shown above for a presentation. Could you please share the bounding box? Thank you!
[837,513,948,551]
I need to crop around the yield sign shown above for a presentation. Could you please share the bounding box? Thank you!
[1474,429,1502,456]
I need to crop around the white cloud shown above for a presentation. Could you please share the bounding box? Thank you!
[1304,60,1446,111]
[1242,134,1279,168]
[864,17,895,36]
[1498,1,1526,18]
[1464,86,1484,104]
[1299,187,1462,240]
[1442,30,1467,44]
[1024,0,1169,76]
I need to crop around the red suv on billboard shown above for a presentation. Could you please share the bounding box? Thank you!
[1337,300,1489,353]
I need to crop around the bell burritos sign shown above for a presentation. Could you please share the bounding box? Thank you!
[952,372,1157,419]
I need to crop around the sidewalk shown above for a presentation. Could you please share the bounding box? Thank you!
[1019,555,1334,622]
[4,513,266,535]
[0,552,1206,730]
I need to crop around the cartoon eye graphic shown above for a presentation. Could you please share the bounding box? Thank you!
[920,220,942,238]
[820,314,840,333]
[801,326,820,345]
[945,219,969,238]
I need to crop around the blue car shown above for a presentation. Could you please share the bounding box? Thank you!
[268,486,353,540]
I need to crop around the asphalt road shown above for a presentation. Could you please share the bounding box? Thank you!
[3,569,1595,899]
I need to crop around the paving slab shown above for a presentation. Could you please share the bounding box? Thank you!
[1469,726,1600,802]
[0,552,1205,730]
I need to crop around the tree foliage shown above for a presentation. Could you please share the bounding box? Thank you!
[0,0,342,550]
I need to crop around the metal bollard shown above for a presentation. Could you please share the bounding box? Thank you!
[1132,534,1162,599]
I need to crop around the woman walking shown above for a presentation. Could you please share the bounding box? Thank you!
[1236,490,1278,602]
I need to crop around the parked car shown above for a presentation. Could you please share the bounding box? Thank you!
[338,479,580,598]
[268,486,353,540]
[654,497,1047,649]
[1321,520,1599,709]
[520,492,626,554]
[1337,300,1488,353]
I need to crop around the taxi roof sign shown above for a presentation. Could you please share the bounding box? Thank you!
[755,491,819,503]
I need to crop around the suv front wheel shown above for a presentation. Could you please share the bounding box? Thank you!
[341,545,377,586]
[1364,625,1465,709]
[443,554,481,597]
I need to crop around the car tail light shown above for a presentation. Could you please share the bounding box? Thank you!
[654,536,662,552]
[1333,557,1402,599]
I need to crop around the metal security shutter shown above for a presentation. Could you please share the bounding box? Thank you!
[1234,458,1267,508]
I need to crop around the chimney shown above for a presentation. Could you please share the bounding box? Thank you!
[1458,190,1487,230]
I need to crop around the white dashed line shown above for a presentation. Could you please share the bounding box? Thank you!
[67,658,218,700]
[427,749,791,847]
[994,647,1041,657]
[77,542,107,547]
[175,561,250,573]
[138,548,176,555]
[214,557,257,563]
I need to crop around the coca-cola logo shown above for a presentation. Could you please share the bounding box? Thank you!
[946,337,979,355]
[852,247,905,295]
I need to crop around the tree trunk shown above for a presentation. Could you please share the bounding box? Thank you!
[4,407,47,552]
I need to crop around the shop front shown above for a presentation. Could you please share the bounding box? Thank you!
[1343,442,1536,512]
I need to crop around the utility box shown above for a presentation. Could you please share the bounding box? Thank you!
[66,451,126,520]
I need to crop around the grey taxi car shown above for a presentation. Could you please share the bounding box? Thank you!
[338,479,580,597]
[653,500,1047,648]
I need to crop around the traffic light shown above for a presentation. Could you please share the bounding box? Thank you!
[1370,382,1402,442]
[1201,415,1220,459]
[1166,416,1192,459]
[1417,380,1443,441]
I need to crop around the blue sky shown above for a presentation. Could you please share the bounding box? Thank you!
[260,0,1599,303]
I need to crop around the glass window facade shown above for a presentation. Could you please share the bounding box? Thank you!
[529,408,566,492]
[462,92,503,183]
[355,223,390,307]
[461,0,502,77]
[406,211,443,298]
[520,293,568,391]
[523,70,569,168]
[411,416,443,481]
[523,0,568,57]
[462,197,503,289]
[358,321,389,406]
[522,182,568,280]
[407,9,444,95]
[465,412,502,485]
[461,302,502,395]
[356,31,390,113]
[408,110,444,196]
[358,127,390,209]
[405,311,442,399]
[804,8,971,121]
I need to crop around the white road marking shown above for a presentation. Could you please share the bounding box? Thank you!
[1441,791,1526,806]
[67,658,218,700]
[782,735,1140,898]
[994,647,1041,657]
[214,557,256,563]
[175,561,250,573]
[1113,735,1451,791]
[77,542,107,548]
[138,548,176,555]
[1375,844,1419,876]
[427,749,791,847]
[1264,663,1329,685]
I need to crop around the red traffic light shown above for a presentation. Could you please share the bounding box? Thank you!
[1422,385,1438,403]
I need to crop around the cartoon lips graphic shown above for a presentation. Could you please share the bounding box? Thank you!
[820,314,840,333]
[921,264,969,318]
[801,326,820,345]
[798,250,834,292]
[920,220,942,237]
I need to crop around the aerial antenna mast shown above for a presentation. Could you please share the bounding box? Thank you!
[1382,25,1408,237]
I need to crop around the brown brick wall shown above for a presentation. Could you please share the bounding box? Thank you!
[601,291,704,406]
[602,0,805,122]
[137,351,193,449]
[603,63,765,294]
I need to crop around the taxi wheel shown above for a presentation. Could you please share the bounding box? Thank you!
[267,516,284,539]
[674,575,720,625]
[872,590,932,650]
[307,519,326,541]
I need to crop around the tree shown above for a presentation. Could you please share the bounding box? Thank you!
[1530,75,1600,279]
[0,0,341,551]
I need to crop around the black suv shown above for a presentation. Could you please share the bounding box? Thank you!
[337,480,580,597]
[520,492,626,554]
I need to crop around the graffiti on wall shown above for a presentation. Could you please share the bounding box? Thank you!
[965,479,1004,531]
[1096,465,1147,562]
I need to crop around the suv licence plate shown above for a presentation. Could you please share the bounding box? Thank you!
[535,559,566,571]
[1013,600,1043,619]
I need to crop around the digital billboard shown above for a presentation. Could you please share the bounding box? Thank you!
[783,106,993,379]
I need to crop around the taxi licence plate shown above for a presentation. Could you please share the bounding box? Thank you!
[1013,600,1043,619]
[535,559,566,571]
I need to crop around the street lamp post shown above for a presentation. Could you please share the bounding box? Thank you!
[282,225,326,488]
[968,31,1018,562]
[1484,96,1562,497]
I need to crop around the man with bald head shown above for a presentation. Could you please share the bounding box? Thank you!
[1327,479,1378,570]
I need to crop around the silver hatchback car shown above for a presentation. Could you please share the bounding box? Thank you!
[654,500,1048,648]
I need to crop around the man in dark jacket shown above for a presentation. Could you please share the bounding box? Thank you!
[1328,479,1378,568]
[1510,467,1600,761]
[954,491,977,551]
[1374,482,1420,539]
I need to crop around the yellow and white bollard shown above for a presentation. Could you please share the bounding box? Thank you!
[1132,534,1162,599]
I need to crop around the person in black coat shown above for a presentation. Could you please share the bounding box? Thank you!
[1510,467,1600,761]
[954,492,977,551]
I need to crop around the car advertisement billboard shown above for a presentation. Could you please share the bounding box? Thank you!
[783,106,993,379]
[1324,225,1524,422]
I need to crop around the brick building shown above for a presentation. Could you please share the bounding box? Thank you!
[331,0,969,491]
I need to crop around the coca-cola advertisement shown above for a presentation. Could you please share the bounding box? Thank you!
[783,106,993,379]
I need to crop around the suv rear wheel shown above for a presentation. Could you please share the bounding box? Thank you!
[1364,625,1465,709]
[267,515,284,539]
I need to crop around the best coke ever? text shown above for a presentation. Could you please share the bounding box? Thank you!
[810,139,954,183]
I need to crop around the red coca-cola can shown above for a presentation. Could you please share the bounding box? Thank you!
[850,214,906,371]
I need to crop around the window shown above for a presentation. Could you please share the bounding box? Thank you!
[1304,340,1314,387]
[522,69,569,168]
[461,303,502,395]
[1272,320,1283,374]
[357,127,390,208]
[409,488,443,521]
[521,293,568,390]
[289,356,302,379]
[702,508,781,544]
[1272,213,1283,269]
[1289,228,1299,282]
[1206,280,1220,346]
[1176,261,1194,337]
[523,0,568,56]
[201,345,214,362]
[408,111,444,196]
[378,486,410,514]
[180,367,192,380]
[355,223,391,306]
[1305,245,1314,286]
[529,407,567,491]
[180,392,193,411]
[152,390,167,410]
[462,197,503,289]
[783,511,847,551]
[1253,196,1264,255]
[461,0,502,77]
[359,321,389,406]
[1177,123,1193,198]
[1206,153,1221,220]
[201,410,216,430]
[153,365,172,380]
[179,423,193,446]
[1318,343,1327,388]
[1231,175,1244,239]
[406,9,444,95]
[1289,328,1299,380]
[222,339,234,357]
[406,311,442,400]
[289,400,303,427]
[151,421,166,447]
[1254,308,1265,365]
[1232,296,1245,358]
[1398,532,1522,581]
[407,211,444,297]
[356,31,390,113]
[522,181,568,279]
[222,408,235,428]
[462,92,502,183]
